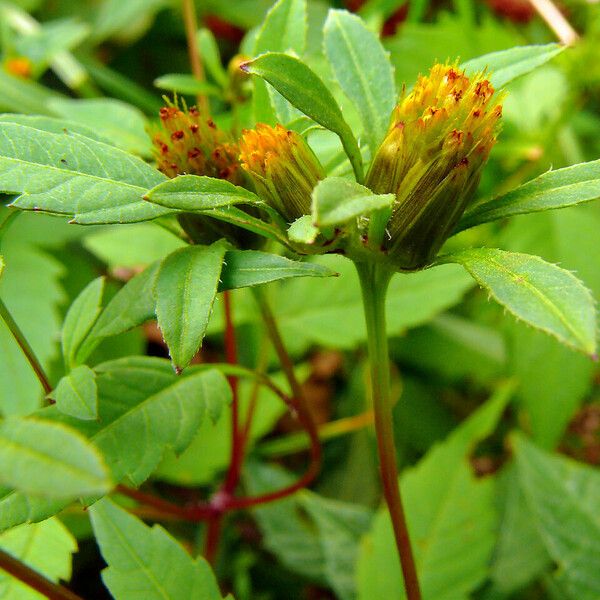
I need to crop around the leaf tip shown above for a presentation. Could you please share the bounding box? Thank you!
[174,365,184,375]
[239,61,251,73]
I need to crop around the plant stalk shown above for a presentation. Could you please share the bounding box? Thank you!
[182,0,209,111]
[0,298,52,395]
[0,548,83,600]
[355,261,421,600]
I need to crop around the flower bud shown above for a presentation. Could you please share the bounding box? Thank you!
[366,63,503,270]
[239,124,325,223]
[151,102,241,184]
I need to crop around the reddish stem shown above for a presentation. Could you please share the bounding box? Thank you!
[204,515,223,565]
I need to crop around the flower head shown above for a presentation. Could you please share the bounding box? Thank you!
[239,124,325,223]
[151,102,241,184]
[366,63,503,270]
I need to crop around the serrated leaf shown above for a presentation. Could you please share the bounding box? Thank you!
[90,498,227,600]
[0,417,111,499]
[50,365,98,421]
[62,276,104,368]
[88,358,231,485]
[440,248,597,356]
[154,243,227,370]
[461,43,565,89]
[457,159,600,232]
[79,262,160,362]
[514,434,600,600]
[218,250,337,291]
[357,385,513,600]
[312,176,394,227]
[0,487,66,533]
[243,53,364,182]
[153,74,222,97]
[0,517,77,600]
[323,9,396,156]
[144,175,261,211]
[1,123,168,224]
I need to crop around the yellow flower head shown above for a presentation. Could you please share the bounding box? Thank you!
[366,63,503,270]
[239,124,325,223]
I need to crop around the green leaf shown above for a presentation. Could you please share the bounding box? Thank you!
[252,0,307,124]
[0,114,111,145]
[50,365,98,421]
[1,123,168,224]
[243,53,364,182]
[92,0,167,42]
[0,71,62,116]
[47,357,231,486]
[288,214,319,244]
[144,175,261,211]
[269,256,472,351]
[0,417,111,499]
[153,74,222,97]
[79,262,160,363]
[48,97,152,158]
[323,9,396,156]
[62,276,104,368]
[154,243,227,370]
[197,28,228,88]
[358,385,513,600]
[514,434,600,600]
[0,517,77,600]
[90,498,227,600]
[441,248,597,356]
[457,159,600,232]
[0,488,66,533]
[461,43,565,89]
[219,250,337,291]
[312,176,394,227]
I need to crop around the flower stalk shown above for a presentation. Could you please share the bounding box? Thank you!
[355,261,422,600]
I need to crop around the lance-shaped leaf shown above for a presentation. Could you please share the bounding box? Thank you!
[78,262,159,363]
[154,74,222,97]
[0,417,111,499]
[62,276,104,368]
[242,53,364,182]
[144,174,261,211]
[90,498,228,600]
[312,177,394,227]
[461,43,565,89]
[457,159,600,232]
[323,9,396,156]
[155,243,227,370]
[0,122,168,224]
[50,365,98,421]
[439,248,597,356]
[219,250,337,291]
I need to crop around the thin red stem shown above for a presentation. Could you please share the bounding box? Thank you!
[204,515,223,565]
[0,548,83,600]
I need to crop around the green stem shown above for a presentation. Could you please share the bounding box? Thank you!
[0,298,52,395]
[355,261,422,600]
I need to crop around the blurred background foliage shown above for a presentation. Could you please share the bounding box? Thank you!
[0,0,599,598]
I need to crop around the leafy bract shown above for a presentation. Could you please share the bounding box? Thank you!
[243,52,364,182]
[457,159,600,232]
[154,243,227,370]
[90,498,227,600]
[440,248,597,356]
[461,43,565,89]
[0,417,111,499]
[514,434,600,599]
[0,123,168,224]
[323,9,396,156]
[219,250,337,290]
[312,177,394,227]
[144,175,261,211]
